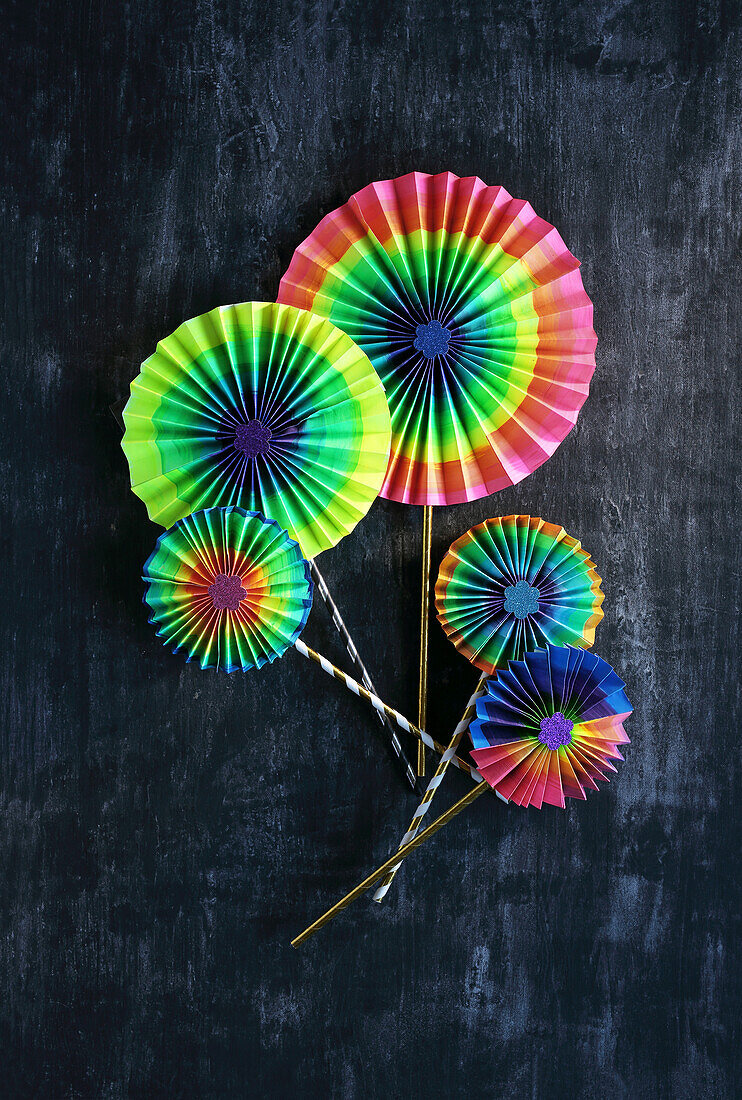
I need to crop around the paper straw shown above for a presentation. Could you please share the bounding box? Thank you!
[416,504,433,775]
[293,639,483,783]
[372,673,489,902]
[309,559,418,792]
[291,780,506,948]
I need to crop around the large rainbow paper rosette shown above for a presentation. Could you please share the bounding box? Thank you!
[122,302,392,559]
[143,506,313,672]
[469,644,632,808]
[435,515,604,673]
[278,171,596,505]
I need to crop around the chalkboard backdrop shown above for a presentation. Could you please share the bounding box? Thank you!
[2,1,740,1097]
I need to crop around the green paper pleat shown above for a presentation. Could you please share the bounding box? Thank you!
[122,302,392,558]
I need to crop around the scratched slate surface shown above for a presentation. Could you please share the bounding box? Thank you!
[2,1,740,1096]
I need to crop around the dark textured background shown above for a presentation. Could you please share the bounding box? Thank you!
[2,1,740,1096]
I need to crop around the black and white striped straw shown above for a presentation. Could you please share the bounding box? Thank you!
[309,560,419,792]
[293,638,484,784]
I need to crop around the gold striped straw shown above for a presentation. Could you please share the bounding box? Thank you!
[372,672,489,902]
[291,779,507,948]
[417,504,434,776]
[292,638,482,783]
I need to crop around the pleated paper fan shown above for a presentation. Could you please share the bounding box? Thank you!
[143,507,313,672]
[122,302,392,559]
[278,171,596,506]
[469,645,632,808]
[435,515,604,673]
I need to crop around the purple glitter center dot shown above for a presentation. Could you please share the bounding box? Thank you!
[208,573,247,611]
[504,579,540,619]
[538,712,574,751]
[234,419,272,458]
[414,320,451,358]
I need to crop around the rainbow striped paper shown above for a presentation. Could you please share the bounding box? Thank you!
[278,171,596,506]
[435,515,604,673]
[122,302,391,559]
[469,645,632,808]
[142,507,313,673]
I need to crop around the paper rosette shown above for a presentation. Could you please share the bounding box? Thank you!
[469,645,632,808]
[122,302,392,558]
[142,507,313,672]
[278,171,596,505]
[435,515,604,673]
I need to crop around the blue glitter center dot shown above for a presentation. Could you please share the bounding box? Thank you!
[234,419,272,458]
[414,320,451,358]
[538,712,574,751]
[503,579,540,619]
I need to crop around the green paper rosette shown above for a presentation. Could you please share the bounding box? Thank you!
[123,302,392,559]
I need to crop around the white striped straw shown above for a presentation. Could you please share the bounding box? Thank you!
[293,638,484,784]
[309,559,418,791]
[372,673,489,901]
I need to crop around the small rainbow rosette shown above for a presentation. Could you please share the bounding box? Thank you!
[142,507,312,672]
[469,645,632,808]
[278,171,596,505]
[122,302,391,559]
[435,515,604,673]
